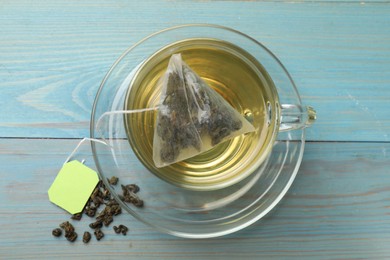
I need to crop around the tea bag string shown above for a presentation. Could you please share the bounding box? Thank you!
[64,137,109,165]
[94,107,158,134]
[64,108,158,166]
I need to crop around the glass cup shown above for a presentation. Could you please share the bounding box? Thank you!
[91,24,316,238]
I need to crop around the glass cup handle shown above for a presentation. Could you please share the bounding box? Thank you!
[279,104,316,132]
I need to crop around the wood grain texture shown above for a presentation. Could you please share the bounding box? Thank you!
[0,139,389,259]
[0,1,389,141]
[1,1,389,258]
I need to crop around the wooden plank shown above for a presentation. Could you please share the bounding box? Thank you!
[0,1,389,141]
[0,139,389,258]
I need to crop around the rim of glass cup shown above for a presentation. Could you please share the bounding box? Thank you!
[90,24,305,238]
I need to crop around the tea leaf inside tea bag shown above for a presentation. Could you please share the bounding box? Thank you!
[153,53,255,168]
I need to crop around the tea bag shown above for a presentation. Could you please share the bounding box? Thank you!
[153,54,255,168]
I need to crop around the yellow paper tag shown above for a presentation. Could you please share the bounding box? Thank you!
[48,160,99,214]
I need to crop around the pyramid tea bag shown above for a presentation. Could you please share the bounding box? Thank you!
[153,54,255,168]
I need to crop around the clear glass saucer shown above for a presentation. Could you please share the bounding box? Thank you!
[90,24,305,238]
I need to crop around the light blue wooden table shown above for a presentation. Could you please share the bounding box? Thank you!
[1,1,389,259]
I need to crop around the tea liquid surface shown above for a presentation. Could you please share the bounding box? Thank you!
[125,38,278,190]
